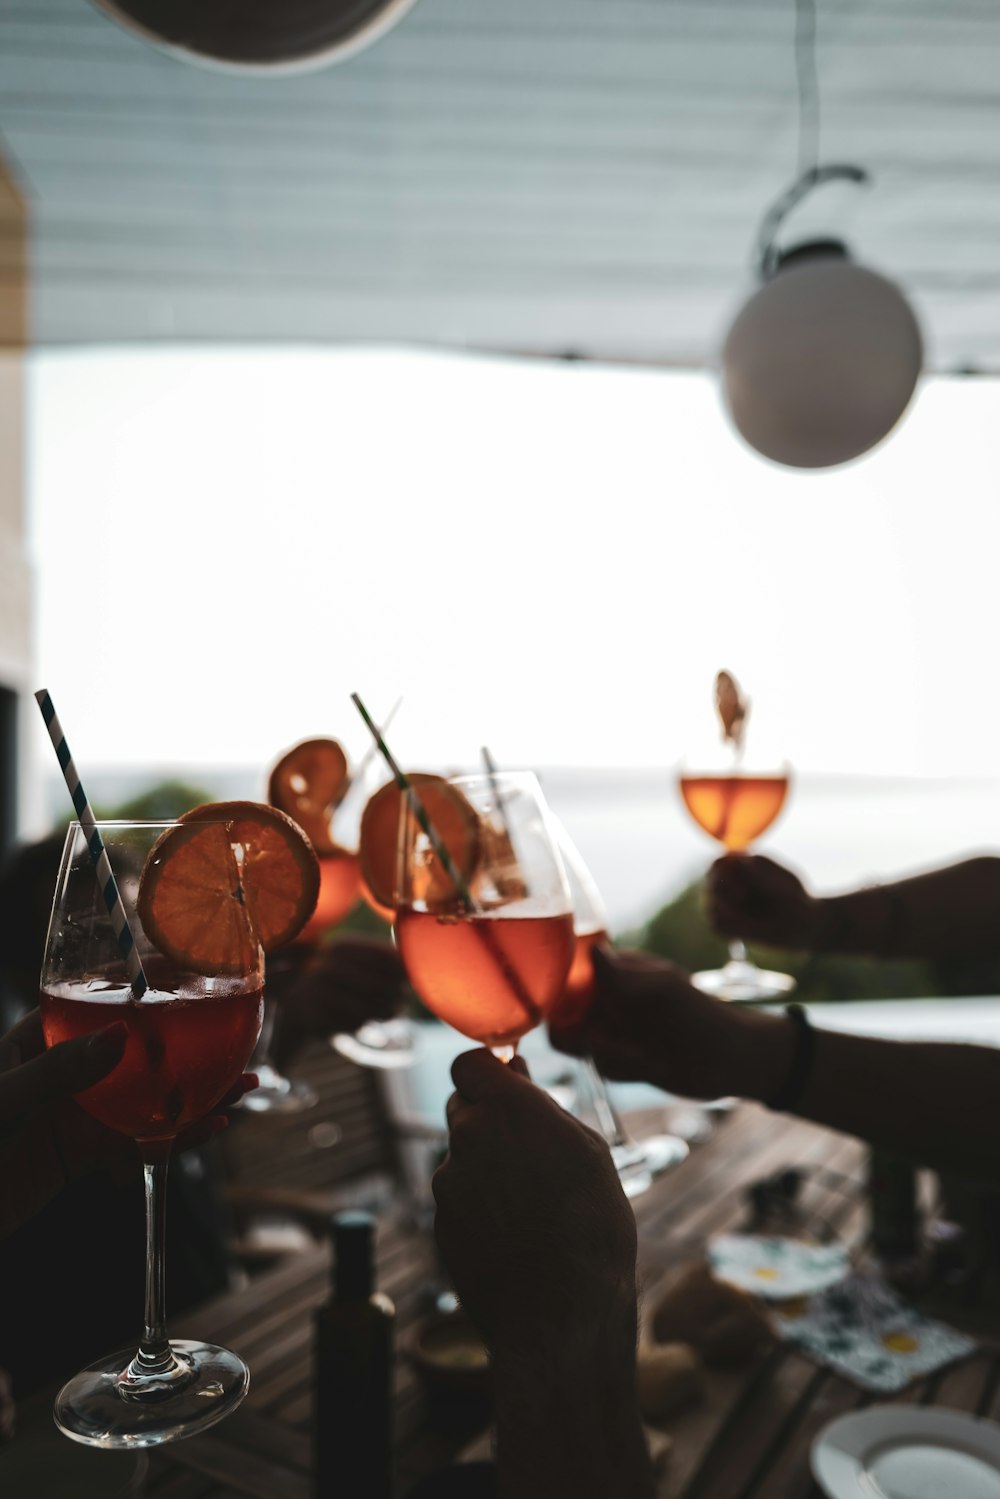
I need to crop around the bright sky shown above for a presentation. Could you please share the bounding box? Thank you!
[25,346,1000,781]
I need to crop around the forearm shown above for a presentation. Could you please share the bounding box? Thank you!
[734,1009,1000,1184]
[813,858,1000,960]
[492,1314,655,1499]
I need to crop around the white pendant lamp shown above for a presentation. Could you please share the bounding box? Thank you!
[723,206,923,471]
[721,1,923,470]
[88,0,418,73]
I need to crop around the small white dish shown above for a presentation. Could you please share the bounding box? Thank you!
[812,1406,1000,1499]
[707,1233,849,1300]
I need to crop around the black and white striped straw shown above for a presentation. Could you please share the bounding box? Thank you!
[350,691,479,913]
[35,688,149,1000]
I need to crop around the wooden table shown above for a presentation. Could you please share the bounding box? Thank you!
[17,1103,1000,1498]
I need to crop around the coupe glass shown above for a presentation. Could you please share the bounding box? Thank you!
[394,771,574,1061]
[678,741,795,1004]
[549,820,688,1196]
[39,822,264,1448]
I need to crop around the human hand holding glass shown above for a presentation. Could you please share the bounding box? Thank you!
[39,821,264,1448]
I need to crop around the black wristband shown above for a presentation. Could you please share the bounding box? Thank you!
[765,1004,815,1113]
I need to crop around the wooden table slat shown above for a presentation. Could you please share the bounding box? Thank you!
[158,1429,312,1499]
[747,1371,866,1499]
[678,1349,823,1499]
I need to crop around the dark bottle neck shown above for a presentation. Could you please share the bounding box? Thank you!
[332,1209,375,1301]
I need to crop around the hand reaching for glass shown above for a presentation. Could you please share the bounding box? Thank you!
[550,946,768,1104]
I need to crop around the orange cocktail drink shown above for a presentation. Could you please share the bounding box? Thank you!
[678,772,789,852]
[41,979,263,1143]
[299,848,361,941]
[395,909,574,1049]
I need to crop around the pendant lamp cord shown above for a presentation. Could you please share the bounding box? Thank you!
[795,0,820,177]
[755,0,869,280]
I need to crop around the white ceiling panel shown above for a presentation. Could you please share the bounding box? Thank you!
[1,0,999,367]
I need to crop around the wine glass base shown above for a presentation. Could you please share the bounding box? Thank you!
[239,1063,318,1112]
[690,964,796,1004]
[611,1133,689,1198]
[331,1019,416,1070]
[669,1096,738,1144]
[53,1340,249,1449]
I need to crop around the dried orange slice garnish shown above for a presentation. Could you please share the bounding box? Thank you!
[716,670,749,750]
[137,801,321,973]
[268,738,349,856]
[359,774,481,916]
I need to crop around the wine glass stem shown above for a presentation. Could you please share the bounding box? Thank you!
[119,1148,195,1394]
[139,1157,171,1370]
[730,938,748,964]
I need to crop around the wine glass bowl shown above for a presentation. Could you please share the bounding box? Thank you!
[41,960,261,1145]
[40,821,264,1448]
[678,769,789,854]
[394,771,574,1059]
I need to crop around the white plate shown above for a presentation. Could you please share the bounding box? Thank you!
[707,1233,849,1300]
[812,1406,1000,1499]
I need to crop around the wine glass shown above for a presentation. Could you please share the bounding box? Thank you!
[678,743,795,1004]
[394,771,574,1061]
[39,821,264,1448]
[240,999,319,1112]
[548,819,688,1197]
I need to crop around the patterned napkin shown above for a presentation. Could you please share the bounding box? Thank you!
[772,1272,977,1393]
[707,1234,850,1300]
